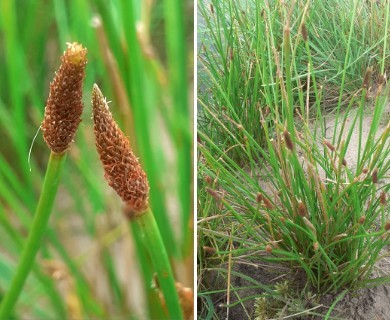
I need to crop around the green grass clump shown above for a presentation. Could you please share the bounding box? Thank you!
[198,0,390,164]
[198,0,389,318]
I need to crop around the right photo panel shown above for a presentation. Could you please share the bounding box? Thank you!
[197,0,390,319]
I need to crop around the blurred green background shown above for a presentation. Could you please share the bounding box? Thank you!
[0,0,193,318]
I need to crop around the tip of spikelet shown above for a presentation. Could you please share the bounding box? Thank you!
[66,42,87,64]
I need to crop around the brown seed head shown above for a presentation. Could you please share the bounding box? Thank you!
[92,84,149,215]
[380,191,387,205]
[256,193,273,210]
[41,42,87,154]
[372,168,378,184]
[204,176,213,184]
[385,221,390,231]
[359,216,366,224]
[265,245,273,253]
[362,67,372,89]
[297,201,307,217]
[203,246,216,256]
[283,129,294,151]
[301,22,308,42]
[206,187,222,201]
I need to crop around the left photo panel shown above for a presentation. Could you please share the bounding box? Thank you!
[0,1,194,319]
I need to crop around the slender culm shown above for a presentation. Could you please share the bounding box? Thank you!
[92,84,149,215]
[256,192,273,210]
[41,42,87,153]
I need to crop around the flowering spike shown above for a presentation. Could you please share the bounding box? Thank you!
[297,201,307,217]
[41,42,87,153]
[283,129,294,151]
[362,67,372,89]
[92,84,149,215]
[372,168,378,184]
[301,22,308,42]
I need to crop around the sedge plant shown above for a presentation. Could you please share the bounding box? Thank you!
[0,42,87,319]
[198,0,389,317]
[198,0,390,164]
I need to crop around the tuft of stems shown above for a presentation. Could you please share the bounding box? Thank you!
[198,1,390,317]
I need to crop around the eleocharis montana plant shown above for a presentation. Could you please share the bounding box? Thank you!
[0,42,87,319]
[198,0,389,318]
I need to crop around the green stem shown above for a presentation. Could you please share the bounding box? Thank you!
[129,221,165,319]
[0,152,66,319]
[132,209,183,320]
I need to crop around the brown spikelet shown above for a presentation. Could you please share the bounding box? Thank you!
[92,84,149,215]
[256,193,273,210]
[301,22,308,41]
[41,42,87,153]
[283,129,294,151]
[210,4,214,14]
[385,221,390,231]
[323,139,335,152]
[341,158,347,166]
[206,187,222,201]
[362,67,372,89]
[359,216,366,224]
[265,245,273,253]
[380,191,387,205]
[372,168,378,184]
[297,201,307,217]
[204,176,213,184]
[203,246,216,256]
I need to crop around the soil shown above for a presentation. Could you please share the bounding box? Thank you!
[202,252,390,319]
